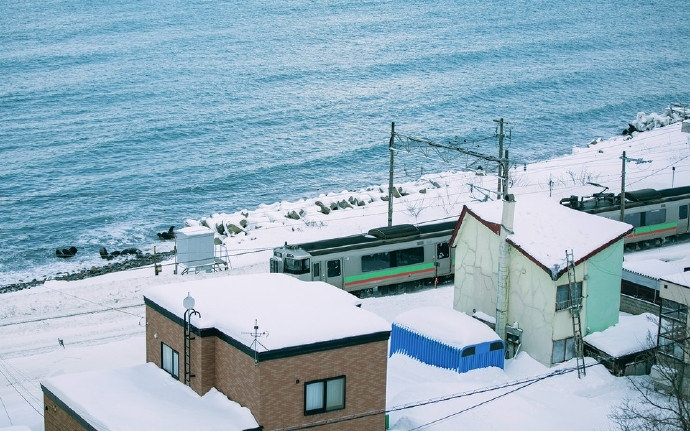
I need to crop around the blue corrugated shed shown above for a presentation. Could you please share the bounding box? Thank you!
[390,307,504,373]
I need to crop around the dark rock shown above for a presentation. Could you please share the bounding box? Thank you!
[56,246,77,258]
[157,226,175,240]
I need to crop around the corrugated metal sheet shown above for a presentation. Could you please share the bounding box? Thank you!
[389,323,504,373]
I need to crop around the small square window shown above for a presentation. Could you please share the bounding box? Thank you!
[305,376,346,415]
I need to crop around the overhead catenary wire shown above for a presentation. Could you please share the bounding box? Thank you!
[266,363,596,431]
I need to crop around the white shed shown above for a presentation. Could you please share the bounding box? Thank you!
[175,226,216,274]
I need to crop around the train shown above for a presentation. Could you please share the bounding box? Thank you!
[270,221,456,295]
[560,185,690,247]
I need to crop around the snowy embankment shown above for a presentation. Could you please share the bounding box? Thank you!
[0,110,688,431]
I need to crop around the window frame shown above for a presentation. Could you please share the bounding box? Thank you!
[161,342,179,379]
[555,282,583,311]
[552,337,576,364]
[304,375,346,415]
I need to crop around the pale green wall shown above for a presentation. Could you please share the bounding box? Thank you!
[584,239,623,333]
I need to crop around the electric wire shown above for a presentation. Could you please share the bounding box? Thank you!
[266,363,593,431]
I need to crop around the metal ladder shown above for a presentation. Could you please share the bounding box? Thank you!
[183,316,195,385]
[566,250,586,378]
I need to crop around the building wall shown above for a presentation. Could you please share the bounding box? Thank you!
[453,215,500,319]
[256,340,388,431]
[659,280,690,364]
[43,392,90,431]
[505,251,564,366]
[145,305,215,395]
[585,240,623,332]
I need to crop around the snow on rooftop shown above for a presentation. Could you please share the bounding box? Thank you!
[466,196,632,275]
[42,363,259,431]
[623,241,690,280]
[584,313,658,358]
[661,270,690,287]
[393,306,501,348]
[144,273,391,351]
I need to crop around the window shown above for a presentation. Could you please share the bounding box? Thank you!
[552,337,576,364]
[284,257,310,275]
[397,247,424,266]
[436,242,450,259]
[461,346,476,357]
[624,212,641,228]
[490,341,504,351]
[361,247,425,273]
[645,208,666,225]
[161,343,179,378]
[555,282,582,311]
[361,252,391,272]
[305,376,345,415]
[313,262,321,278]
[680,205,688,220]
[327,260,341,278]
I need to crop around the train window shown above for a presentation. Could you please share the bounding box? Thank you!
[327,260,341,278]
[623,212,641,227]
[313,262,321,278]
[285,257,310,275]
[645,208,666,226]
[437,242,449,259]
[361,252,391,272]
[681,205,688,220]
[396,247,424,266]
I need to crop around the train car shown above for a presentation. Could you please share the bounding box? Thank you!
[560,185,690,246]
[270,221,456,295]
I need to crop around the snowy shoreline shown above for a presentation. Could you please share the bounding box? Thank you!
[2,107,688,292]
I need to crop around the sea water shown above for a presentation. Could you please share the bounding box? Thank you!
[1,0,689,286]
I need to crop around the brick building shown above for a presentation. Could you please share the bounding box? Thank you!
[43,273,390,431]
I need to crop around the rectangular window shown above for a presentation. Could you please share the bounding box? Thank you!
[285,257,310,275]
[552,337,576,364]
[361,252,391,273]
[490,341,504,351]
[461,346,476,357]
[436,242,450,259]
[305,376,346,415]
[624,212,641,228]
[313,262,321,278]
[645,208,666,225]
[161,343,179,379]
[327,260,341,278]
[555,282,582,311]
[396,247,425,266]
[680,205,688,220]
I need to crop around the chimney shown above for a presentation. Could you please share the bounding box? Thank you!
[501,194,516,233]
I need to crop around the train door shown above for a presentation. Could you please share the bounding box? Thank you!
[325,258,343,288]
[680,204,690,234]
[435,242,451,276]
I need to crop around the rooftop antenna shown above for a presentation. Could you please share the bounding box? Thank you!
[242,319,269,364]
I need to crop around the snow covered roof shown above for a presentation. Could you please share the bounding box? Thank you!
[660,270,690,288]
[144,273,391,351]
[623,242,690,286]
[41,363,259,431]
[453,196,633,280]
[583,313,658,358]
[393,306,501,348]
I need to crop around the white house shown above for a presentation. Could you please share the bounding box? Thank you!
[450,195,632,366]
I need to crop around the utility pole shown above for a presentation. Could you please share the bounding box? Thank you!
[388,122,395,227]
[619,151,651,221]
[495,118,505,195]
[620,151,626,222]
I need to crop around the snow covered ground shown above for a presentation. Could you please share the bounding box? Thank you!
[1,116,689,430]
